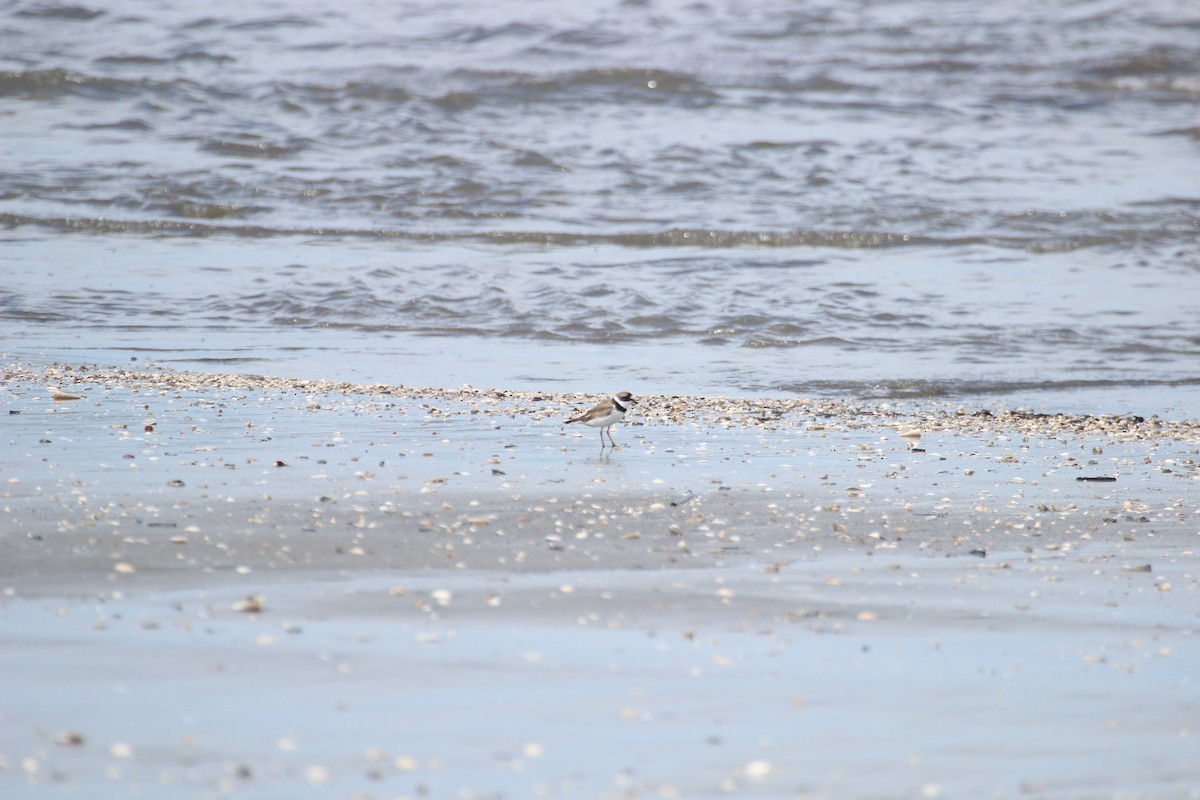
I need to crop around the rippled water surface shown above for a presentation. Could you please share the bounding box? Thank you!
[2,0,1199,415]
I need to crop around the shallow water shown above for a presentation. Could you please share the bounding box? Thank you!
[2,0,1199,415]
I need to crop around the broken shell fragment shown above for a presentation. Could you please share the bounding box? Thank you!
[49,386,83,401]
[232,595,265,613]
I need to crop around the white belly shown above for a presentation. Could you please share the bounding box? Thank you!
[581,410,623,428]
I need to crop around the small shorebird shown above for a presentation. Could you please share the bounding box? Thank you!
[565,391,637,449]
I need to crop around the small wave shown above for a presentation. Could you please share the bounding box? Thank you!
[15,3,103,20]
[481,229,975,249]
[1066,45,1200,98]
[151,201,267,221]
[72,118,152,131]
[0,213,1166,253]
[271,79,413,108]
[432,67,722,109]
[197,135,314,159]
[0,68,144,100]
[1078,46,1197,79]
[95,51,236,67]
[224,15,317,32]
[546,26,628,48]
[745,335,859,349]
[778,377,1200,401]
[0,67,212,108]
[173,356,268,365]
[441,21,543,44]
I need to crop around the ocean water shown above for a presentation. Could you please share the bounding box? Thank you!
[2,0,1198,417]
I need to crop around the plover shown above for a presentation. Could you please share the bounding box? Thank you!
[565,391,637,449]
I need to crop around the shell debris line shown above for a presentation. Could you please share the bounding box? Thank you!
[7,363,1199,442]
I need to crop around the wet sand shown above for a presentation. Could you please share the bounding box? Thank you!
[2,364,1198,799]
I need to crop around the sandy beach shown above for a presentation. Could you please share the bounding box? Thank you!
[2,363,1198,799]
[6,1,1199,797]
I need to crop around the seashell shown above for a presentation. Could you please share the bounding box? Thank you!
[49,386,83,401]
